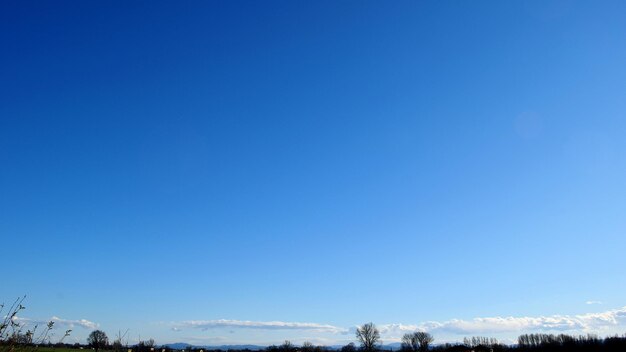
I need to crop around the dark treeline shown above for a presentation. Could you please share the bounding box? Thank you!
[3,300,626,352]
[5,330,626,352]
[164,334,626,352]
[4,333,626,352]
[432,333,626,352]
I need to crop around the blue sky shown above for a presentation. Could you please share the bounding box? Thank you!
[1,0,626,346]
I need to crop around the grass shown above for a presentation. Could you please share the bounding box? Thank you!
[35,348,114,352]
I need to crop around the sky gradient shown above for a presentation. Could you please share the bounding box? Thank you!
[1,0,626,346]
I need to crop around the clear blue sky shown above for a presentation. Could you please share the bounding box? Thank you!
[2,0,626,346]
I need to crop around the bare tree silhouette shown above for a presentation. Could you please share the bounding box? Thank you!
[87,330,108,352]
[356,323,380,352]
[402,332,433,352]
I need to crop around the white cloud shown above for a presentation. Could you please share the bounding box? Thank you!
[169,307,626,344]
[378,306,626,338]
[173,320,347,334]
[586,301,603,305]
[378,324,421,335]
[14,316,99,330]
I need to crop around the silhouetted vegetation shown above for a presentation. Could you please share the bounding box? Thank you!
[340,343,356,352]
[430,333,626,352]
[401,332,433,352]
[5,331,626,352]
[4,299,626,352]
[87,331,108,352]
[1,297,71,352]
[163,333,626,352]
[356,323,381,352]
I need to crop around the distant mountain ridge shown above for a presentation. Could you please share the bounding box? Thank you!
[163,343,403,351]
[163,344,266,351]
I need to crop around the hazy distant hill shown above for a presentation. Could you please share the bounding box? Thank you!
[163,344,266,351]
[163,343,402,351]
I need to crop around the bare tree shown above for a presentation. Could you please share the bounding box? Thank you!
[401,333,418,352]
[402,332,432,352]
[1,296,70,350]
[464,336,498,348]
[280,340,294,352]
[356,323,380,352]
[414,332,433,352]
[87,330,109,352]
[301,341,315,352]
[341,343,357,352]
[112,329,129,352]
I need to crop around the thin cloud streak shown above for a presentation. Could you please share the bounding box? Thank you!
[379,306,626,338]
[171,306,626,342]
[174,319,347,334]
[14,316,99,330]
